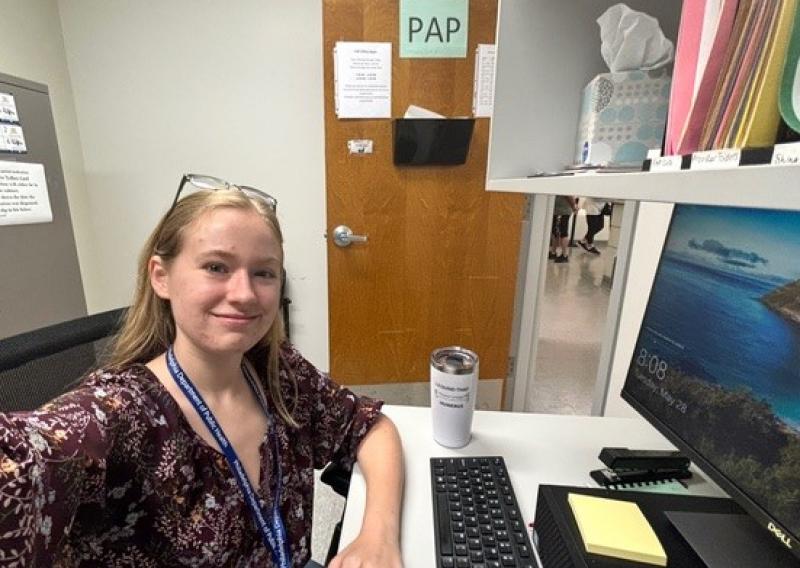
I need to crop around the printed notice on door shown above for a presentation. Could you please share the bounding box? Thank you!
[334,42,392,119]
[0,161,52,225]
[472,44,496,117]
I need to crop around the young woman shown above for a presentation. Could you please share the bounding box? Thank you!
[549,195,578,263]
[0,179,403,567]
[577,197,604,255]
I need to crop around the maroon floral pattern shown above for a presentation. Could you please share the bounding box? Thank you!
[0,343,382,567]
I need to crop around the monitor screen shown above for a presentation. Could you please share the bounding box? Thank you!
[393,118,474,166]
[622,204,800,560]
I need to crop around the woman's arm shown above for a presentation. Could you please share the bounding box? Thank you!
[0,372,133,564]
[329,414,404,568]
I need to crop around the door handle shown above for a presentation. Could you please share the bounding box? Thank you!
[332,225,368,247]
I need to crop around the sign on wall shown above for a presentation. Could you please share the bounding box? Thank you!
[400,0,469,58]
[0,161,52,225]
[334,42,392,118]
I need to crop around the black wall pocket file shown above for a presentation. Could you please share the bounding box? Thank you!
[393,118,475,166]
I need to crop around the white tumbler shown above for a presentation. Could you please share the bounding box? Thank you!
[430,346,479,448]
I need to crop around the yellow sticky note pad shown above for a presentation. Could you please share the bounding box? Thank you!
[568,493,667,566]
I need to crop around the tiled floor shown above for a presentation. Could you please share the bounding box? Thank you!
[531,243,610,415]
[311,242,611,563]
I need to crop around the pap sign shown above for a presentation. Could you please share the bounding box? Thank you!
[400,0,469,58]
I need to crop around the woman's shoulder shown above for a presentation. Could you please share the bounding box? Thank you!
[278,341,310,368]
[82,363,154,390]
[278,342,327,385]
[68,364,166,412]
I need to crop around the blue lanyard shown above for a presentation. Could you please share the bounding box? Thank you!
[165,347,291,567]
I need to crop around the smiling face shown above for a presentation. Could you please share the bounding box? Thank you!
[149,207,282,360]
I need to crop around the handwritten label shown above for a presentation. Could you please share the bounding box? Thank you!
[691,149,741,171]
[771,142,800,166]
[650,155,682,172]
[347,139,373,155]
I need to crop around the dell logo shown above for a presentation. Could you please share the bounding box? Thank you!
[768,522,793,549]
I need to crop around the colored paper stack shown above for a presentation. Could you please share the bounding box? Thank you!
[664,0,800,154]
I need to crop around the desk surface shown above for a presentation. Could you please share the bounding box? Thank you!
[339,405,724,567]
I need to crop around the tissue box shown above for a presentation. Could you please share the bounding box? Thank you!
[574,67,671,165]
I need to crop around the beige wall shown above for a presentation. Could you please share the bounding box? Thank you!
[56,1,330,368]
[0,1,329,367]
[0,0,95,302]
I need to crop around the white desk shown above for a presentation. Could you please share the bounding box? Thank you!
[339,405,724,567]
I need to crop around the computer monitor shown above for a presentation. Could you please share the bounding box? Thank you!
[622,204,800,565]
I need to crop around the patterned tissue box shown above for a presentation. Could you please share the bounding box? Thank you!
[574,67,671,166]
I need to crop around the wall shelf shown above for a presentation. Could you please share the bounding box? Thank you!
[487,164,800,210]
[487,0,800,417]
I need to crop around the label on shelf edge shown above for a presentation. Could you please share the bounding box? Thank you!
[691,149,741,171]
[650,155,682,172]
[771,142,800,166]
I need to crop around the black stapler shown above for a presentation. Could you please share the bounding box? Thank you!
[599,447,691,471]
[590,447,692,487]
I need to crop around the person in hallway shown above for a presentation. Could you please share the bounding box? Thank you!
[578,197,605,255]
[0,176,404,568]
[549,195,579,263]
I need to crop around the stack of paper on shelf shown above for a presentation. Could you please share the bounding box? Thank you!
[701,0,779,149]
[678,0,739,154]
[664,0,707,156]
[665,0,797,154]
[568,492,667,566]
[737,0,798,145]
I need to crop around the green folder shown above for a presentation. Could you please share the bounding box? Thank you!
[779,0,800,132]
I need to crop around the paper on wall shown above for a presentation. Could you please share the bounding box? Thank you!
[0,92,19,124]
[0,124,27,153]
[472,44,496,117]
[334,42,392,119]
[0,161,52,225]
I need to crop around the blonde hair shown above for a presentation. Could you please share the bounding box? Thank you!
[108,189,298,427]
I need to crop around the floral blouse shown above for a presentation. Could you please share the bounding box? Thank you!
[0,343,383,567]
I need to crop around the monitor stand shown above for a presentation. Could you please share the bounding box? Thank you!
[665,511,798,567]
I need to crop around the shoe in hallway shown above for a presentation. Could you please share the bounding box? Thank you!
[588,246,601,255]
[578,240,590,252]
[554,255,569,263]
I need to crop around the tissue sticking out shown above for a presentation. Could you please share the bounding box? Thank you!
[597,3,675,72]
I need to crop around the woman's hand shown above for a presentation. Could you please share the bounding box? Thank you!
[328,527,402,568]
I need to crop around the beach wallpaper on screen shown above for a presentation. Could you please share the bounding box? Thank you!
[624,204,800,536]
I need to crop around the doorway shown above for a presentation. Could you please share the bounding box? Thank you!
[532,198,615,414]
[322,0,525,401]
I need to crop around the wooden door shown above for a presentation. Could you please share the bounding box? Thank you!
[324,0,525,385]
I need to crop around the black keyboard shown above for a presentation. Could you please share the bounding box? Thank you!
[431,456,536,568]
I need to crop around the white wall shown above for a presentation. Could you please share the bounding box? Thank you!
[603,202,673,418]
[0,0,95,302]
[57,1,330,368]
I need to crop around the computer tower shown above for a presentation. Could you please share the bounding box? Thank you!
[532,485,743,567]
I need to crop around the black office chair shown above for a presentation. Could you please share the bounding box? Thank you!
[0,307,127,412]
[320,463,352,563]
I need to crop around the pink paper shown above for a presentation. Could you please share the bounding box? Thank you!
[677,0,740,154]
[665,0,707,155]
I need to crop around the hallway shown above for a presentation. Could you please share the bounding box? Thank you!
[532,242,611,415]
